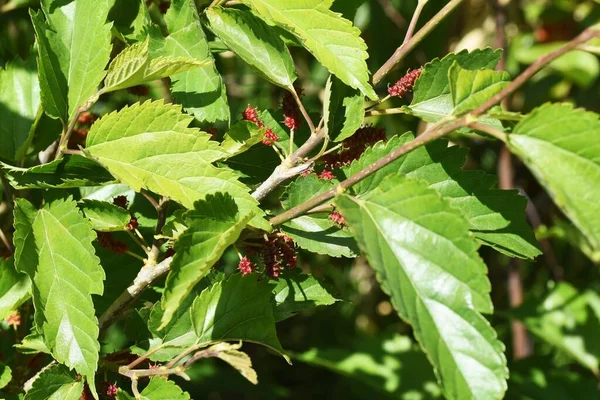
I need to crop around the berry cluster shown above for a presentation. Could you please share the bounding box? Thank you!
[322,126,387,169]
[103,382,118,398]
[317,169,334,180]
[97,232,128,255]
[328,210,346,227]
[388,68,422,98]
[112,196,139,232]
[6,311,21,329]
[68,112,98,149]
[242,105,279,146]
[238,234,298,279]
[282,87,303,130]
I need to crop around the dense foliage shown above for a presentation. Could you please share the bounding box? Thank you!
[0,0,599,399]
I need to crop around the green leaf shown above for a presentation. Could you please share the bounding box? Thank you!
[13,198,104,393]
[206,7,297,90]
[23,363,84,400]
[0,55,40,160]
[509,103,600,250]
[326,76,364,142]
[136,378,190,400]
[159,0,229,124]
[410,49,501,122]
[103,37,211,93]
[15,332,50,355]
[202,342,258,384]
[0,362,12,390]
[85,100,268,230]
[31,0,113,123]
[448,63,510,116]
[295,333,441,399]
[243,0,377,100]
[344,134,541,259]
[0,155,114,190]
[0,257,31,321]
[272,269,338,321]
[191,273,287,359]
[281,174,358,258]
[159,193,253,329]
[335,175,507,400]
[220,121,265,156]
[79,200,132,232]
[514,282,600,374]
[108,0,151,44]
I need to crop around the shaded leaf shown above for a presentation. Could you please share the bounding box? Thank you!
[13,198,104,392]
[220,121,265,156]
[509,103,600,250]
[108,0,151,44]
[24,363,84,400]
[117,378,190,400]
[0,362,11,390]
[206,7,297,89]
[0,257,31,321]
[0,55,40,160]
[79,200,132,232]
[336,175,507,400]
[203,342,258,384]
[326,75,364,142]
[243,0,376,100]
[85,100,267,230]
[448,63,510,116]
[159,193,253,329]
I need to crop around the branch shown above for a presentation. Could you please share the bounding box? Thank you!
[403,0,429,45]
[290,87,315,133]
[271,28,600,226]
[98,256,173,332]
[373,0,464,85]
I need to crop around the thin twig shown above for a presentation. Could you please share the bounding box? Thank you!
[125,250,147,262]
[373,0,464,85]
[404,0,429,44]
[140,189,160,211]
[0,227,13,253]
[366,107,410,117]
[469,122,508,142]
[376,0,407,31]
[290,87,316,133]
[148,197,169,266]
[270,28,600,226]
[61,149,84,156]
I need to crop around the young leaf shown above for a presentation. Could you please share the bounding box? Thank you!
[325,76,364,142]
[24,364,83,400]
[191,273,287,359]
[335,176,508,400]
[159,0,229,124]
[448,63,510,116]
[103,37,210,93]
[202,342,258,384]
[243,0,377,100]
[79,200,132,232]
[272,269,338,321]
[0,155,114,189]
[509,103,600,250]
[410,49,501,123]
[281,174,359,258]
[220,121,265,156]
[0,55,40,160]
[344,134,540,259]
[206,8,297,90]
[117,378,190,400]
[0,257,31,321]
[13,198,104,393]
[85,100,268,230]
[31,0,113,123]
[159,193,253,329]
[514,282,600,375]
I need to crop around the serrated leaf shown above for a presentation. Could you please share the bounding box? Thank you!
[31,0,112,123]
[0,257,31,321]
[159,0,229,124]
[0,55,40,160]
[206,7,297,90]
[448,63,510,116]
[410,49,501,123]
[221,121,265,156]
[13,198,104,392]
[103,37,210,93]
[159,193,253,329]
[515,282,600,374]
[24,364,83,400]
[272,269,338,321]
[191,273,286,359]
[509,103,600,250]
[281,174,358,258]
[0,362,11,390]
[326,75,364,142]
[204,342,258,384]
[344,134,540,259]
[85,100,268,230]
[243,0,376,100]
[79,200,132,232]
[15,332,50,355]
[0,155,114,190]
[108,0,151,44]
[295,333,441,398]
[137,378,190,400]
[336,175,507,400]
